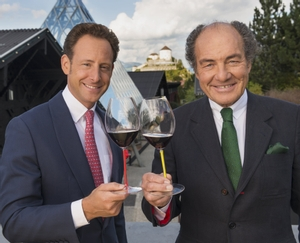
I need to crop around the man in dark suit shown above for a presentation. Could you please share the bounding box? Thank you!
[0,23,129,242]
[141,21,300,243]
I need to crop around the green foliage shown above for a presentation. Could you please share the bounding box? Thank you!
[165,59,192,82]
[249,0,300,92]
[247,81,263,95]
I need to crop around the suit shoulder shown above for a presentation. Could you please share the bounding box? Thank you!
[174,98,205,116]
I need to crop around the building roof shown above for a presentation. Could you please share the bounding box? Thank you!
[161,46,171,51]
[128,71,169,99]
[0,28,62,68]
[0,29,42,56]
[0,28,66,153]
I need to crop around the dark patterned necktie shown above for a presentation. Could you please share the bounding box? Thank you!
[221,108,242,191]
[85,110,104,187]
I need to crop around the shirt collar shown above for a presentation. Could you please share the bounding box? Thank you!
[209,90,248,120]
[62,85,96,123]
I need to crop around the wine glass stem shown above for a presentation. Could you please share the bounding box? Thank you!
[122,148,128,187]
[159,149,167,178]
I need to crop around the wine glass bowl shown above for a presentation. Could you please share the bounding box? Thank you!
[140,96,185,195]
[105,97,142,194]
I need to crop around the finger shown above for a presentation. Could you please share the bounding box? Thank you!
[143,172,171,184]
[141,180,173,193]
[97,182,127,191]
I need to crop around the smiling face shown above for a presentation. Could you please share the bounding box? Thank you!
[194,24,251,107]
[61,34,114,109]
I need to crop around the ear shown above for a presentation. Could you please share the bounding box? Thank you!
[247,62,252,73]
[61,54,71,75]
[195,71,200,82]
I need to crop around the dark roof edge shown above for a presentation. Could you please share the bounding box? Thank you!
[0,28,45,58]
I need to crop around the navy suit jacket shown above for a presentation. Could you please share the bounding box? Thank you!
[0,91,127,243]
[142,91,300,243]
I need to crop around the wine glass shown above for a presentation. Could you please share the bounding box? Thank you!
[140,96,185,195]
[105,97,142,194]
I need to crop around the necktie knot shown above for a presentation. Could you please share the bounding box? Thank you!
[221,108,233,122]
[85,110,94,126]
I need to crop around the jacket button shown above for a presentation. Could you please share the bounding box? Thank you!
[221,189,228,195]
[229,222,236,229]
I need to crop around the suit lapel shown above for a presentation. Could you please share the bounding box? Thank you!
[49,92,95,197]
[237,92,273,194]
[189,97,234,191]
[189,94,274,195]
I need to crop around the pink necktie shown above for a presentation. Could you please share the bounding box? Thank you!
[85,110,104,187]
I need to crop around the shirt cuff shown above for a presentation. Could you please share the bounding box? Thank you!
[71,199,89,229]
[153,199,172,221]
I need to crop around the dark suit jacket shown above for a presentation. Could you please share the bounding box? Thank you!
[0,91,127,243]
[142,91,300,243]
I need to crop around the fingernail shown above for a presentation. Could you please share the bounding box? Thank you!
[166,185,173,190]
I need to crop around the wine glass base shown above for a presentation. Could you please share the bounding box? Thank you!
[150,183,185,196]
[127,186,142,194]
[172,183,185,195]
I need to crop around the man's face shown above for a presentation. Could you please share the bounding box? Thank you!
[61,34,114,109]
[194,24,251,107]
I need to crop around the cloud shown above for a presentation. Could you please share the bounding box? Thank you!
[0,3,19,17]
[31,9,47,19]
[109,0,269,68]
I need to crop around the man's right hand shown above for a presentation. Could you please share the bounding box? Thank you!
[82,182,128,221]
[141,172,173,208]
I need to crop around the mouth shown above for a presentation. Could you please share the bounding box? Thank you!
[84,83,100,90]
[215,84,235,89]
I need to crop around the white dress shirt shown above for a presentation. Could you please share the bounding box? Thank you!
[62,86,112,228]
[155,90,248,220]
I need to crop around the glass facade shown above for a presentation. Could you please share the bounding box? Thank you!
[41,0,94,47]
[41,0,143,109]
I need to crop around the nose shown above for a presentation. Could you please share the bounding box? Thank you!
[90,67,101,82]
[215,64,231,81]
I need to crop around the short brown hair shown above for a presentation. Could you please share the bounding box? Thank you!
[63,23,119,62]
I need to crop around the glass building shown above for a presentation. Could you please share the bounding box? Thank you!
[41,0,143,108]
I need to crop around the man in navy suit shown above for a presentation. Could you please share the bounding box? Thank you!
[0,23,128,242]
[141,21,300,242]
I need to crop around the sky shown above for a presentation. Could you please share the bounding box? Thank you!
[0,0,293,69]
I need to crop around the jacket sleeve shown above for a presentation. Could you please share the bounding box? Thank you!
[141,147,181,227]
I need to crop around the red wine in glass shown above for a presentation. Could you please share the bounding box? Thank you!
[140,96,185,196]
[142,133,173,150]
[105,97,142,194]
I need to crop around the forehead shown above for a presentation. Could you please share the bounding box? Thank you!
[72,34,113,60]
[195,24,244,57]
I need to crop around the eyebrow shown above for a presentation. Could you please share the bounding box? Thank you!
[199,53,243,65]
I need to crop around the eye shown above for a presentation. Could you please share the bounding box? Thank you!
[83,63,91,67]
[228,59,239,65]
[100,65,111,71]
[202,63,213,69]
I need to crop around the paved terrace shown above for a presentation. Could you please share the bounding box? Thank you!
[0,139,299,242]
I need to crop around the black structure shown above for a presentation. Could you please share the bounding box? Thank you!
[0,28,66,153]
[128,71,169,99]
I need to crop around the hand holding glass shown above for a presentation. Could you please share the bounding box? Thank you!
[140,96,185,195]
[105,97,142,194]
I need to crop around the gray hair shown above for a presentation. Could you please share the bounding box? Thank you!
[185,21,260,71]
